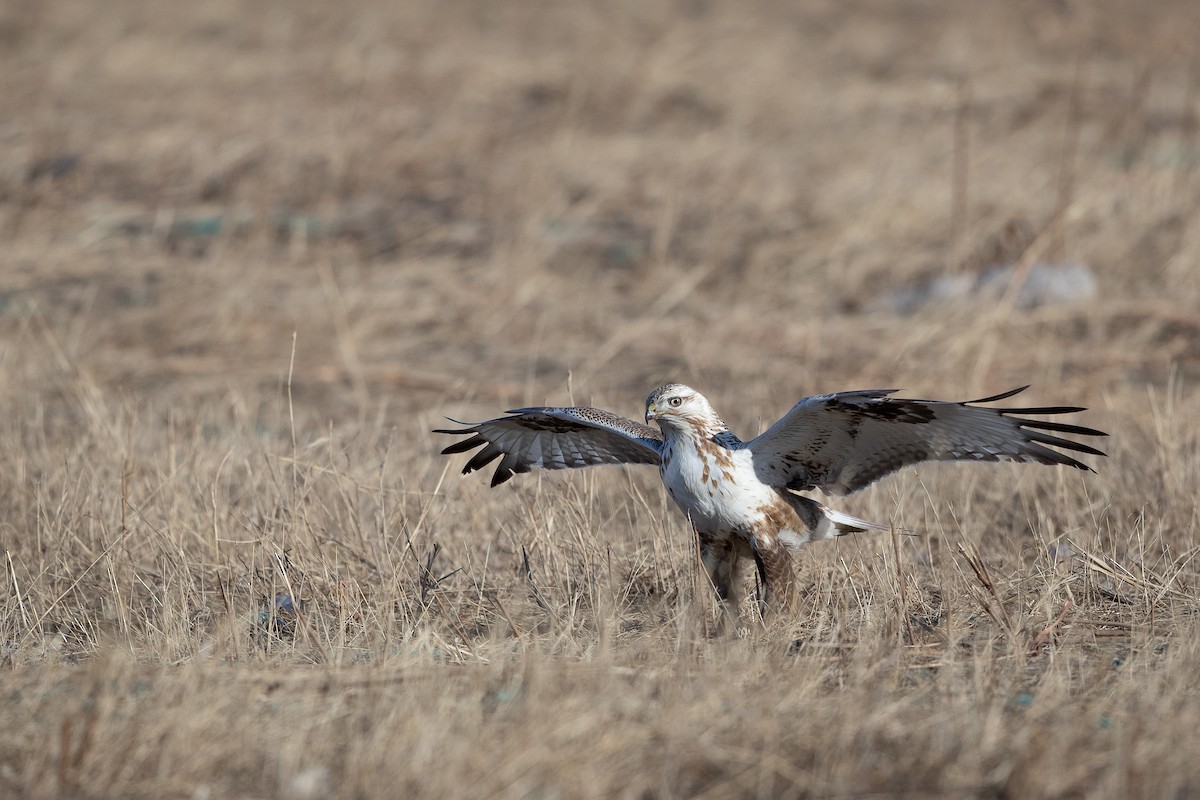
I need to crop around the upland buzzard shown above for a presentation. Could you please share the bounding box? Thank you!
[437,384,1106,614]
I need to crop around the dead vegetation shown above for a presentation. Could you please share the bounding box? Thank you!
[3,0,1200,797]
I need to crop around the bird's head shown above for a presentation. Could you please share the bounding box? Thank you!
[645,384,724,436]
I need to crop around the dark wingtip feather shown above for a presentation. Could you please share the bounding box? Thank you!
[434,422,484,455]
[1017,418,1109,438]
[968,385,1030,404]
[978,388,1110,467]
[1023,428,1109,458]
[1002,405,1087,415]
[439,433,486,456]
[1020,441,1092,471]
[463,444,503,475]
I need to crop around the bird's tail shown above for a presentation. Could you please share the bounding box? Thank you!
[781,492,894,545]
[813,504,892,541]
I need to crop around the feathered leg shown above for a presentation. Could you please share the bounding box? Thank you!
[751,534,798,614]
[699,535,741,632]
[700,536,740,602]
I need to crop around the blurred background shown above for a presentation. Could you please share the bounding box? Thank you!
[4,0,1198,437]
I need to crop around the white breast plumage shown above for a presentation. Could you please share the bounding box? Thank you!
[661,436,775,532]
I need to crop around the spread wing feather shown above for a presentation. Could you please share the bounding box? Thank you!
[743,386,1107,496]
[435,407,663,487]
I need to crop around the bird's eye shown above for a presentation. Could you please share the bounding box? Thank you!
[668,397,683,407]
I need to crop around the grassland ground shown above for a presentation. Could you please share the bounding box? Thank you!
[3,1,1200,797]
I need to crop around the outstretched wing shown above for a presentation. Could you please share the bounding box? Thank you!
[743,386,1107,496]
[435,407,663,487]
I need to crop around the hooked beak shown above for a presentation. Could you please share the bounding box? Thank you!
[645,401,658,423]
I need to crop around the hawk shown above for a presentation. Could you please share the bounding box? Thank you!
[436,384,1106,614]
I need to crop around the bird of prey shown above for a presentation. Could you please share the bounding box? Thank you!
[436,384,1106,615]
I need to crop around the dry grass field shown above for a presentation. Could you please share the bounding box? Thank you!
[3,1,1200,797]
